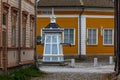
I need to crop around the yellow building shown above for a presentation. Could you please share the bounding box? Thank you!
[37,0,114,58]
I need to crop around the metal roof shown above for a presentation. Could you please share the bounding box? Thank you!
[38,0,114,8]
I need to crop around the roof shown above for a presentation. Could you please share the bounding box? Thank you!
[43,23,63,32]
[45,23,60,28]
[38,0,114,8]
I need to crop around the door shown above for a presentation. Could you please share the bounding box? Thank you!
[43,33,64,62]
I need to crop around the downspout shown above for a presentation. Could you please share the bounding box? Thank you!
[34,0,38,65]
[79,8,84,58]
[18,0,21,64]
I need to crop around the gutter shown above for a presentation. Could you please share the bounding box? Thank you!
[79,8,84,58]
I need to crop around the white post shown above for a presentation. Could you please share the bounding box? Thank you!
[109,56,113,65]
[94,58,98,66]
[71,59,75,67]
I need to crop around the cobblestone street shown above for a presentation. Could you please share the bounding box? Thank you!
[31,62,116,80]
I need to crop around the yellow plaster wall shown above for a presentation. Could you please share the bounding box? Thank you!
[86,18,114,55]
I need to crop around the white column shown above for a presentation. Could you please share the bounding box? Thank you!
[81,15,86,55]
[109,56,113,65]
[94,58,98,66]
[71,59,75,67]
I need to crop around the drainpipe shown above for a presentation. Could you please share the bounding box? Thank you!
[18,0,21,64]
[79,8,84,59]
[114,0,120,75]
[35,0,40,66]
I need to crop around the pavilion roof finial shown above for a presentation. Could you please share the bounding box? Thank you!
[50,8,56,23]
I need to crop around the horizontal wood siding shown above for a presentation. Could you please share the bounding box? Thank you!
[86,18,114,55]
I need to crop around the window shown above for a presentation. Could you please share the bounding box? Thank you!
[2,13,6,25]
[87,28,98,45]
[30,19,34,47]
[64,28,75,45]
[2,2,10,25]
[103,29,114,45]
[11,14,17,46]
[22,16,27,47]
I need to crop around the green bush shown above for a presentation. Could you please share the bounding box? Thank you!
[0,66,45,80]
[0,75,10,80]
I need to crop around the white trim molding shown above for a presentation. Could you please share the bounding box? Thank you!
[37,15,79,18]
[84,15,114,18]
[81,15,86,55]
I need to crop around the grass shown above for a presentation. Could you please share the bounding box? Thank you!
[0,65,45,80]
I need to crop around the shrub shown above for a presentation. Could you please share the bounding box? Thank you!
[0,65,45,80]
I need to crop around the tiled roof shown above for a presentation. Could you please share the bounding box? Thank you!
[38,0,114,8]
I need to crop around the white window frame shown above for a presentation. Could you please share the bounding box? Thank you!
[87,28,98,45]
[103,28,114,45]
[63,28,75,45]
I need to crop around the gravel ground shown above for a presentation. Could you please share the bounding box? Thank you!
[31,62,116,80]
[39,62,115,73]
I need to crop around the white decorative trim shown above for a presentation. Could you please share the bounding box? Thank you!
[87,28,98,45]
[37,15,79,18]
[81,15,86,55]
[84,15,114,18]
[78,16,79,55]
[103,28,114,46]
[86,53,114,55]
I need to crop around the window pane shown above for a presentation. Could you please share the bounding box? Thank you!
[3,14,6,25]
[46,36,51,43]
[64,29,68,34]
[23,28,26,46]
[70,34,74,43]
[59,57,64,61]
[52,36,57,43]
[59,44,62,54]
[44,56,50,61]
[45,44,50,54]
[70,29,74,34]
[52,44,57,54]
[52,56,58,61]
